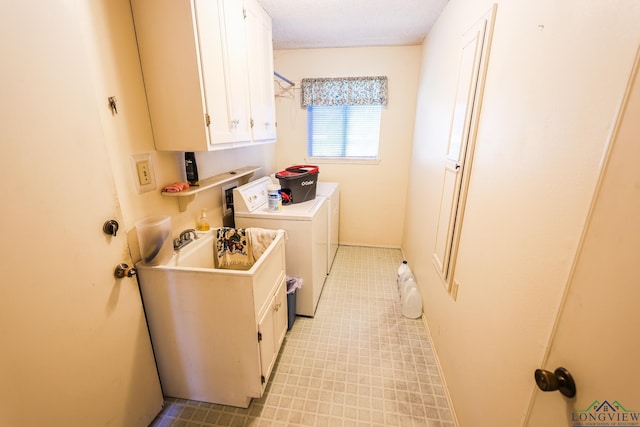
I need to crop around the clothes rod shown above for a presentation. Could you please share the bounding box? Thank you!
[274,71,294,87]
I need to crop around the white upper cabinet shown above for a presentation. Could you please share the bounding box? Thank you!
[244,0,277,143]
[196,0,252,146]
[131,0,276,151]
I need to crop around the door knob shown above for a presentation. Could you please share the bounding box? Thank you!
[534,367,576,398]
[114,263,136,279]
[103,219,119,236]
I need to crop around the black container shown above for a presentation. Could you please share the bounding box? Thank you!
[275,165,319,205]
[185,152,199,185]
[287,290,296,331]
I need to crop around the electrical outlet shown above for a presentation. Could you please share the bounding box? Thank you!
[130,153,156,194]
[136,160,151,185]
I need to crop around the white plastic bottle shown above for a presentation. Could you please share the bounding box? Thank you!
[267,183,282,211]
[399,274,417,298]
[397,260,409,283]
[402,286,423,319]
[398,270,415,288]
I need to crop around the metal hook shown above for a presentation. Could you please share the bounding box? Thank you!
[108,96,118,115]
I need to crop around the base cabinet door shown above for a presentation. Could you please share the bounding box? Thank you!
[257,278,287,387]
[273,278,288,347]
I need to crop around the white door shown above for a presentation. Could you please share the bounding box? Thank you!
[432,6,496,294]
[526,47,640,426]
[0,2,163,426]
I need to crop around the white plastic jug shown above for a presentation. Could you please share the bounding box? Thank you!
[402,286,423,319]
[399,274,417,298]
[397,260,409,282]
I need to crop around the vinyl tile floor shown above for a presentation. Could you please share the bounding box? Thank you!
[149,246,455,427]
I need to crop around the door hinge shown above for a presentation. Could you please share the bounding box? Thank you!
[257,331,262,342]
[243,8,247,19]
[261,375,265,384]
[205,113,211,127]
[250,118,254,128]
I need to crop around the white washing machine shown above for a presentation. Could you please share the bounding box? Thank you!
[316,182,340,272]
[233,177,328,316]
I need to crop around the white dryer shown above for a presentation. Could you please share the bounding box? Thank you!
[233,177,328,316]
[316,182,340,272]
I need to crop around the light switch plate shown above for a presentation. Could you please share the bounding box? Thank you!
[131,153,156,194]
[136,160,152,185]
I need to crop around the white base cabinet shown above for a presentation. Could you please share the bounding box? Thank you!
[130,0,276,152]
[136,232,288,408]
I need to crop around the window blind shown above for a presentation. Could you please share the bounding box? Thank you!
[307,105,381,158]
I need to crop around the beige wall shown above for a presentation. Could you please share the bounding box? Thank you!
[403,0,640,425]
[76,0,276,261]
[273,47,420,247]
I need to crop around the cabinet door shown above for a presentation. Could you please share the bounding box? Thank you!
[195,0,251,146]
[273,278,288,349]
[131,0,211,152]
[244,0,277,142]
[257,278,287,387]
[257,294,276,387]
[221,0,252,142]
[432,18,490,291]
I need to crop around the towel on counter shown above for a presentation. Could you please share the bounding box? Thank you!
[163,182,190,193]
[214,227,255,270]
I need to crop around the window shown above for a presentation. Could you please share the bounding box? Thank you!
[301,76,387,160]
[307,105,381,158]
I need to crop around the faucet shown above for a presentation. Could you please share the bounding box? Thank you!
[173,228,198,250]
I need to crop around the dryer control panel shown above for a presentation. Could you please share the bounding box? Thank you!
[233,177,272,213]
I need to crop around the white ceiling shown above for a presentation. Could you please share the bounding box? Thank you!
[257,0,450,49]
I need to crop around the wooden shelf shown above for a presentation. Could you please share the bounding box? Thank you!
[162,166,260,212]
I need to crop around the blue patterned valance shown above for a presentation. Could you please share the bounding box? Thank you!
[300,76,388,107]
